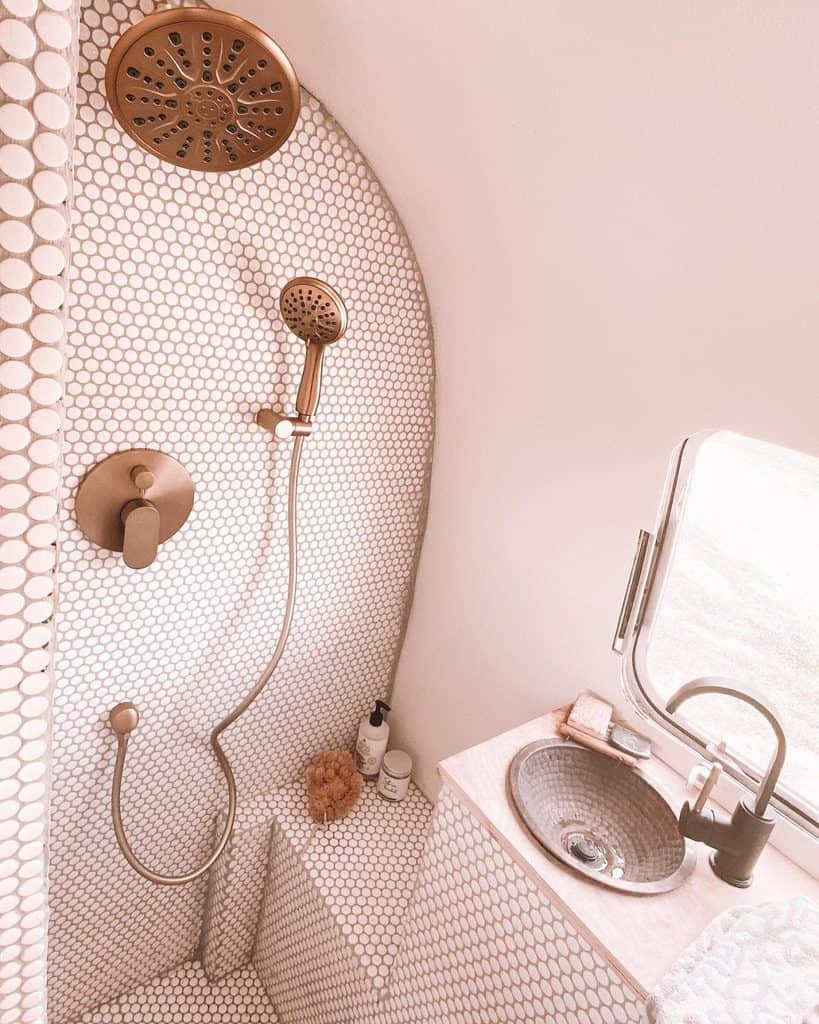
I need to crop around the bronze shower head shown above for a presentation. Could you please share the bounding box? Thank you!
[280,277,348,420]
[105,0,300,172]
[280,277,348,344]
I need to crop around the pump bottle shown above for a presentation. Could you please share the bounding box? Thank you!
[355,700,391,780]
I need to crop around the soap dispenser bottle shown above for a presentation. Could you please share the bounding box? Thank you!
[356,700,391,780]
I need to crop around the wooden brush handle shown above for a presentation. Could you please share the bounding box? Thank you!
[558,723,638,768]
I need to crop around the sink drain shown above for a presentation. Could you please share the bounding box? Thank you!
[565,830,609,872]
[560,824,627,879]
[568,835,601,864]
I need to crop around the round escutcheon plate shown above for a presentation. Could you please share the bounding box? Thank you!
[75,449,194,554]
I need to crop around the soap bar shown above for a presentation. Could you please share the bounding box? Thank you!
[566,693,613,741]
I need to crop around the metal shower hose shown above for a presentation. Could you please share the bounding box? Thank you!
[110,436,305,885]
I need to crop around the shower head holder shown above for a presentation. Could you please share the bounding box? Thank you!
[256,409,313,439]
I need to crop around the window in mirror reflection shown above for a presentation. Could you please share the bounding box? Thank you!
[646,430,818,824]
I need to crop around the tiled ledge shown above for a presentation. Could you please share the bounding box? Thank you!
[270,780,432,988]
[253,780,433,1024]
[199,777,433,1022]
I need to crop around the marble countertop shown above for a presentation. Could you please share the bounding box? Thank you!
[438,707,819,999]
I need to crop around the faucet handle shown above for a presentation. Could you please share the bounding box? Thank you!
[121,499,160,569]
[130,464,155,492]
[688,758,723,813]
[687,740,737,812]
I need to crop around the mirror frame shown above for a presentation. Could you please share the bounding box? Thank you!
[618,430,819,838]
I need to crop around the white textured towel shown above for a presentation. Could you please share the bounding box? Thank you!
[647,896,819,1024]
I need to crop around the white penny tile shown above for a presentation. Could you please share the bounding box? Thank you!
[70,960,279,1024]
[1,1,434,1022]
[381,787,647,1024]
[0,1,75,1023]
[253,782,432,1024]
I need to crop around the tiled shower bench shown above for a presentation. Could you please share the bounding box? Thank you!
[201,781,434,1024]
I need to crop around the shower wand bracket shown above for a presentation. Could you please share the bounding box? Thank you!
[256,409,313,440]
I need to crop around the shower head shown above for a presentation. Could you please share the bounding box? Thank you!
[105,0,300,172]
[280,277,348,344]
[280,277,348,420]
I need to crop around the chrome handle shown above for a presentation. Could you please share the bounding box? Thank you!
[612,530,651,653]
[121,499,160,569]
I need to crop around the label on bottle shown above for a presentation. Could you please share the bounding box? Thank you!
[356,735,385,778]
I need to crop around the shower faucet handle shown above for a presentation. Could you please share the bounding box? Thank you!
[121,499,160,569]
[256,409,312,440]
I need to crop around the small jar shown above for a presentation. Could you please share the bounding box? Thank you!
[377,749,412,801]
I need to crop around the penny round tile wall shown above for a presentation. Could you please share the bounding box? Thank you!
[0,0,76,1021]
[73,960,279,1024]
[381,787,646,1024]
[1,0,434,1020]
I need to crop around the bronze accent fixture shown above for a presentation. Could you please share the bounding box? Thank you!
[256,409,312,440]
[259,277,348,427]
[667,677,786,888]
[74,449,194,569]
[106,279,347,886]
[105,0,300,172]
[279,276,348,345]
[108,437,305,885]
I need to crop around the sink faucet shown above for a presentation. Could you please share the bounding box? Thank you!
[666,677,787,888]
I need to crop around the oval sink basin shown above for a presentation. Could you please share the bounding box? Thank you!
[509,739,696,894]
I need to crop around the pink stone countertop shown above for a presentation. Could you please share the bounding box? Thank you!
[438,708,819,999]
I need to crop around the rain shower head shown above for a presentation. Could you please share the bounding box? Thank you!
[280,277,348,420]
[105,0,300,172]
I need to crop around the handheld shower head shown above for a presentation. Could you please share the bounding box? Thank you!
[280,277,347,344]
[105,0,300,172]
[280,278,348,420]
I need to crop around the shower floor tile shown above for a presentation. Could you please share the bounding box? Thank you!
[70,960,278,1023]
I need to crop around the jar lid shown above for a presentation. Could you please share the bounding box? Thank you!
[382,749,412,777]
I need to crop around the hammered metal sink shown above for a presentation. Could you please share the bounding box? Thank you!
[509,739,696,894]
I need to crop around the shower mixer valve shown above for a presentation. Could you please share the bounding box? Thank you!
[74,449,195,570]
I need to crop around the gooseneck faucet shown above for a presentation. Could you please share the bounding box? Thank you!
[666,676,787,888]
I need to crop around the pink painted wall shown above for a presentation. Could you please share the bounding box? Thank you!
[235,0,819,795]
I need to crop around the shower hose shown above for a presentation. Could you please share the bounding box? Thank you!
[109,435,305,885]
